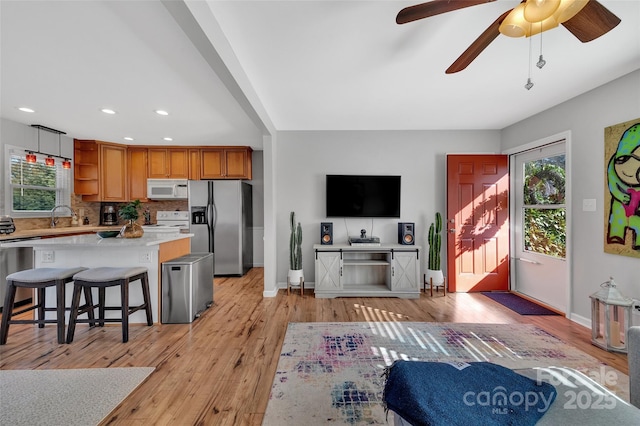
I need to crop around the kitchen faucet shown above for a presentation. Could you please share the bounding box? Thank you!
[50,205,75,228]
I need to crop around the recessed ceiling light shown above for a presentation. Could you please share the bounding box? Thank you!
[101,108,116,114]
[124,137,134,141]
[155,110,169,116]
[163,137,173,141]
[18,107,35,113]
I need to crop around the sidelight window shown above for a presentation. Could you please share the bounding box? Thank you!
[522,154,566,259]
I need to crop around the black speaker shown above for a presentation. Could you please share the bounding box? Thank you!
[320,222,333,245]
[398,222,415,245]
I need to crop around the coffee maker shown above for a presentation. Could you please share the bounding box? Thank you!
[101,203,118,225]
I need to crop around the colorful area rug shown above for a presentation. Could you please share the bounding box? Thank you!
[0,367,154,426]
[262,322,627,425]
[482,292,560,315]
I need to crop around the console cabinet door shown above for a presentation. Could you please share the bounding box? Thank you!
[315,252,342,292]
[391,251,419,291]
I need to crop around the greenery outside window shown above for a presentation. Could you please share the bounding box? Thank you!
[8,148,71,217]
[523,154,566,259]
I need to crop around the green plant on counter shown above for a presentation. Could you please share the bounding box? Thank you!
[118,199,142,221]
[428,211,442,271]
[289,211,303,270]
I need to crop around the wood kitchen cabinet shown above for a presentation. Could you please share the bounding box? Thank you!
[74,140,127,202]
[128,147,148,201]
[189,148,201,180]
[148,148,189,179]
[200,147,252,180]
[73,140,99,197]
[100,143,128,201]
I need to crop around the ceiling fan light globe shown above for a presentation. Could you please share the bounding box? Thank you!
[499,4,528,37]
[553,0,589,23]
[524,0,561,22]
[526,15,559,36]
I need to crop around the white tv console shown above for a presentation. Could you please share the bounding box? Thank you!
[313,244,421,299]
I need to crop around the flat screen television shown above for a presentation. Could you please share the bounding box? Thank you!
[326,174,401,218]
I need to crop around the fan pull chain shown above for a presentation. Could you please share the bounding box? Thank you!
[525,32,534,90]
[537,21,546,69]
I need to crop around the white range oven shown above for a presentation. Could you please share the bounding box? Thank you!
[142,211,189,233]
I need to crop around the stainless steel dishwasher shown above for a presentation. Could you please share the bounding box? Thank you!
[161,253,214,323]
[0,237,40,312]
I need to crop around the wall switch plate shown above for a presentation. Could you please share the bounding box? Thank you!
[139,252,152,263]
[41,251,55,263]
[582,199,596,212]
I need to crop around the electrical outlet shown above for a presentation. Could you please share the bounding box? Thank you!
[41,251,54,263]
[139,252,152,263]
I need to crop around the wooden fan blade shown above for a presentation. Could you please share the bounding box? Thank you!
[561,0,621,42]
[396,0,496,25]
[446,9,511,74]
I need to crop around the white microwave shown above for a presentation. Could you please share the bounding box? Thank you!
[147,179,188,200]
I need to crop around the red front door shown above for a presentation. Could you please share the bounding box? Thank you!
[447,154,509,292]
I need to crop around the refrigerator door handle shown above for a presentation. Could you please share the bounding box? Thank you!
[206,203,215,253]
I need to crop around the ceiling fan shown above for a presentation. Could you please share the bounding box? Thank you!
[396,0,621,74]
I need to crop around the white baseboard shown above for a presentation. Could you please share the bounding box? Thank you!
[569,313,591,329]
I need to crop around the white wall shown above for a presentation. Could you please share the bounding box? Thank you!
[501,70,640,322]
[274,130,501,287]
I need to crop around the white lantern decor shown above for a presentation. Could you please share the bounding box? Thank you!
[590,277,634,353]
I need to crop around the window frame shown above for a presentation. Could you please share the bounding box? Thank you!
[5,145,72,218]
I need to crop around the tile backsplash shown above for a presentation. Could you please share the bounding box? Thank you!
[12,196,188,231]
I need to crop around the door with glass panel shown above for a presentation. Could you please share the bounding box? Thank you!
[513,141,567,312]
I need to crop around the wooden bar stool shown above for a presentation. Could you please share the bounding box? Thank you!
[66,267,153,343]
[1,267,88,345]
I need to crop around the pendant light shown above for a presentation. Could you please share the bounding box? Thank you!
[57,131,72,169]
[27,124,69,167]
[25,152,37,163]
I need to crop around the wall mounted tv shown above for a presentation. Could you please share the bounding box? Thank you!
[326,174,401,218]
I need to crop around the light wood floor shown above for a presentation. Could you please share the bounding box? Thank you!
[0,267,628,425]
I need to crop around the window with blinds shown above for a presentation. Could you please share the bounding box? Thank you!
[9,149,71,215]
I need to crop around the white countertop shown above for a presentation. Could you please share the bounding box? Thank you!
[0,225,123,241]
[1,233,193,249]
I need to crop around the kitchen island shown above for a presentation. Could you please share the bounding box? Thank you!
[1,233,193,324]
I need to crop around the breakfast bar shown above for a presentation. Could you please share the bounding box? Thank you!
[1,233,192,324]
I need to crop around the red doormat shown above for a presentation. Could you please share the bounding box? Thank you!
[482,292,560,315]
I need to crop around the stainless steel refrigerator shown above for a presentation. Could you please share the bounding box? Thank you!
[188,180,253,276]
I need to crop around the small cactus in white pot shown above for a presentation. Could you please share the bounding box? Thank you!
[288,211,304,286]
[426,212,444,285]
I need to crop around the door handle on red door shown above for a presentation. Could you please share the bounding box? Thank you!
[449,228,455,233]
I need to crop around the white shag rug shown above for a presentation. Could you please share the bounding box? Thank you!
[0,367,154,426]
